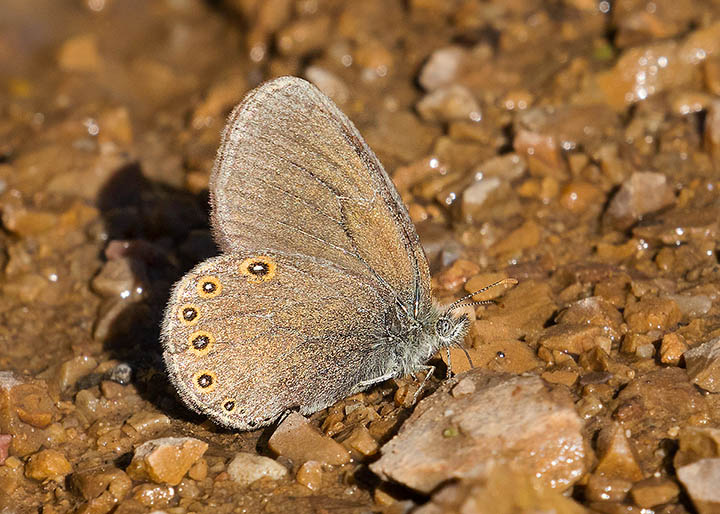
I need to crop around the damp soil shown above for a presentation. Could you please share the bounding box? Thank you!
[2,0,720,512]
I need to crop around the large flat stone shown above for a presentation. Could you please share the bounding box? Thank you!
[370,369,585,494]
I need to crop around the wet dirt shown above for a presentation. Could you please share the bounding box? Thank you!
[2,0,720,512]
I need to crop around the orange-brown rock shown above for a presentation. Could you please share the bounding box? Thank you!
[127,437,208,486]
[269,412,350,466]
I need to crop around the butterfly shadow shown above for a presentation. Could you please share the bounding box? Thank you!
[95,162,226,428]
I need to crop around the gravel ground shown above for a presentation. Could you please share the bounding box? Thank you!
[2,0,720,512]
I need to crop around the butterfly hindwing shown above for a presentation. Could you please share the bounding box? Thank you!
[161,251,388,429]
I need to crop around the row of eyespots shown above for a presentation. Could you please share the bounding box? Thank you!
[178,256,276,327]
[190,371,241,414]
[177,276,221,326]
[185,259,277,422]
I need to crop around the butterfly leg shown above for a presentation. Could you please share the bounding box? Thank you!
[354,373,395,392]
[445,347,453,378]
[411,365,435,404]
[274,409,293,427]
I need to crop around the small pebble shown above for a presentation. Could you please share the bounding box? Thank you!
[432,259,481,293]
[56,355,98,391]
[416,85,481,123]
[131,483,176,508]
[226,452,288,486]
[585,473,632,502]
[57,34,101,72]
[343,426,379,457]
[25,449,72,482]
[684,338,720,393]
[276,16,330,57]
[630,477,680,508]
[269,412,350,466]
[296,460,323,490]
[604,172,676,229]
[674,427,720,468]
[624,297,681,333]
[127,437,208,486]
[418,46,466,91]
[124,411,171,436]
[677,458,720,514]
[183,458,206,483]
[659,332,688,365]
[594,423,644,481]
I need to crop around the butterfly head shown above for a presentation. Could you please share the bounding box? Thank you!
[433,311,470,347]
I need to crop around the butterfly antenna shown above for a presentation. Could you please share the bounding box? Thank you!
[447,278,518,312]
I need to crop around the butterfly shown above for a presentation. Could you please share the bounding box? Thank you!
[160,76,489,430]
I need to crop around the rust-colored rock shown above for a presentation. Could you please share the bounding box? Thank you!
[25,449,72,482]
[126,437,208,486]
[539,324,611,355]
[624,296,681,333]
[660,332,689,365]
[684,337,720,392]
[445,337,542,375]
[431,258,481,293]
[559,181,604,214]
[71,466,132,509]
[55,355,98,392]
[124,411,171,436]
[473,281,557,346]
[556,297,624,342]
[0,372,56,457]
[417,85,481,123]
[269,412,350,466]
[594,423,644,481]
[612,368,709,471]
[674,427,720,468]
[541,367,580,387]
[488,220,541,256]
[585,473,632,502]
[296,460,323,491]
[630,477,680,508]
[57,34,101,72]
[343,425,379,457]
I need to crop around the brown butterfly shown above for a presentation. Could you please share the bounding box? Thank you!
[161,76,479,430]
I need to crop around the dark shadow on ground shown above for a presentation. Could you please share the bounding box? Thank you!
[96,162,219,426]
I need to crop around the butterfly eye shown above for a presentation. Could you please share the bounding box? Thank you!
[436,318,452,337]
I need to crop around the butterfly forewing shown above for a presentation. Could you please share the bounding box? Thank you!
[210,77,431,310]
